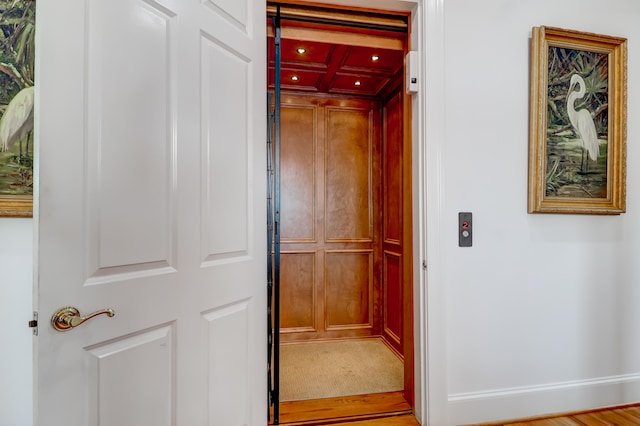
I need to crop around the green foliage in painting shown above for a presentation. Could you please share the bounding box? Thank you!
[547,48,608,135]
[0,0,35,195]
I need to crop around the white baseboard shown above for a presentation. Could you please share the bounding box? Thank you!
[446,373,640,425]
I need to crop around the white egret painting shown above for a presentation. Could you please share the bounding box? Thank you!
[545,47,608,198]
[0,0,34,216]
[528,26,626,215]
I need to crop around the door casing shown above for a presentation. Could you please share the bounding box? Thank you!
[273,0,427,421]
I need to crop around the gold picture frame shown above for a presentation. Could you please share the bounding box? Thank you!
[528,26,627,215]
[0,195,31,217]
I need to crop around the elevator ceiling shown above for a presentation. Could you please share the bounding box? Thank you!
[267,3,408,97]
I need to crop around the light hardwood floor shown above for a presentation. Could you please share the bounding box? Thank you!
[271,391,416,425]
[474,403,640,425]
[271,395,640,425]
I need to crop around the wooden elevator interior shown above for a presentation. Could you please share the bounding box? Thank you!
[268,1,414,408]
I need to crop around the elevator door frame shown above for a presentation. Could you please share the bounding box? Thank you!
[287,1,429,423]
[268,1,419,422]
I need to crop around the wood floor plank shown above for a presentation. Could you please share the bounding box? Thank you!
[572,410,637,425]
[506,420,581,426]
[273,391,412,425]
[471,403,640,426]
[329,414,420,425]
[617,407,640,422]
[274,400,640,426]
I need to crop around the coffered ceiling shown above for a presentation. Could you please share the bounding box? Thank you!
[268,36,404,97]
[267,4,408,98]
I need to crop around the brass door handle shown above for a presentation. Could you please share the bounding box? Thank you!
[51,307,115,331]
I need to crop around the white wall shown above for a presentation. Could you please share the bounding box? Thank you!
[0,219,33,426]
[425,0,640,424]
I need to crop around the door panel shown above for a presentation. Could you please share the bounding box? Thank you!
[36,0,266,424]
[202,301,252,425]
[279,93,381,342]
[86,0,177,283]
[86,325,175,425]
[201,34,251,261]
[203,0,248,30]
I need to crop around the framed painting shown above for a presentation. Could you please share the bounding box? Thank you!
[0,0,35,217]
[528,26,627,215]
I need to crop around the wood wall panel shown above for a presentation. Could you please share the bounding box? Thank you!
[383,251,402,354]
[281,105,316,242]
[280,252,316,332]
[325,250,373,329]
[279,93,381,342]
[383,92,402,244]
[382,90,404,357]
[382,86,414,404]
[325,107,373,242]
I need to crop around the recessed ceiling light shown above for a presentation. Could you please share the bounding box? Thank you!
[354,81,362,86]
[296,48,306,54]
[291,75,299,81]
[370,55,380,61]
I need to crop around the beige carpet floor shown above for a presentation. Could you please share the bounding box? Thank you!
[279,338,404,401]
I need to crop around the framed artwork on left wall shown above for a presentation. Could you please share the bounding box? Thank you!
[0,0,35,218]
[528,26,627,215]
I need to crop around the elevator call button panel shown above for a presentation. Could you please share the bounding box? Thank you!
[459,212,472,247]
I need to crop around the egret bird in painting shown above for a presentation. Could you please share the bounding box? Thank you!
[0,86,35,158]
[566,74,598,174]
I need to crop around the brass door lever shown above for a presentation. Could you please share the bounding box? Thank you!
[51,307,115,331]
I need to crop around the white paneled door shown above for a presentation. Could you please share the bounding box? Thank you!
[35,0,266,425]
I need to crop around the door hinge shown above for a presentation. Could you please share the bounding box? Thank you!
[28,311,38,336]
